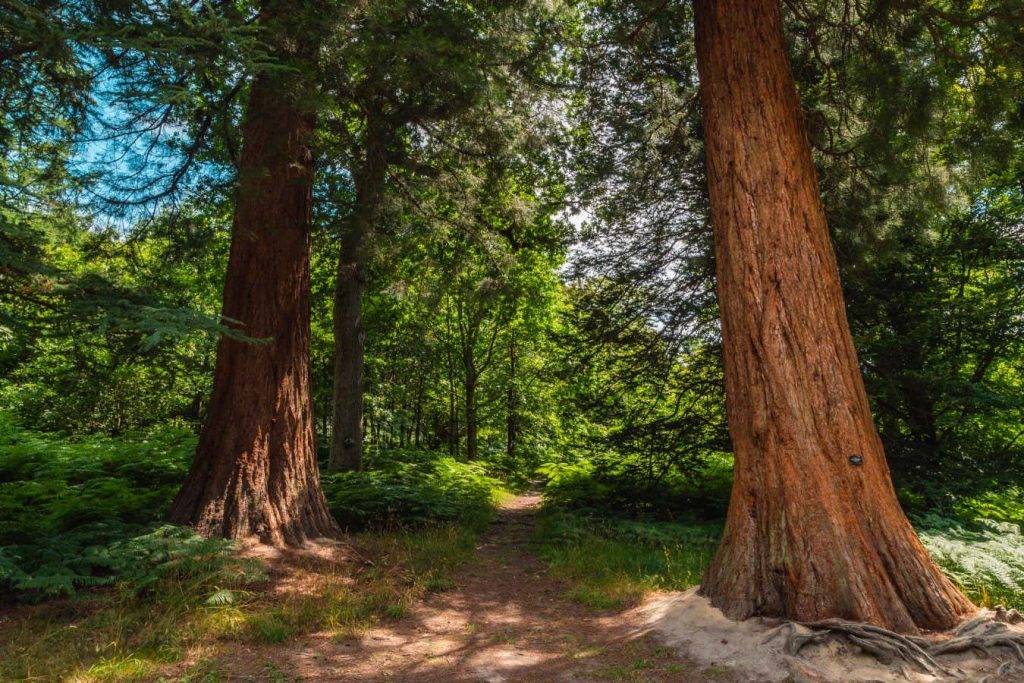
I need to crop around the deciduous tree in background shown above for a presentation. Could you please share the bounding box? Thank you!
[323,0,565,471]
[693,0,973,632]
[323,1,502,472]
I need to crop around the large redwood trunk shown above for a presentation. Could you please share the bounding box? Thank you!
[169,0,339,545]
[329,114,387,472]
[694,0,972,632]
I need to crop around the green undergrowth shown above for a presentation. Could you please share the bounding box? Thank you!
[955,487,1024,525]
[917,511,1024,609]
[536,510,721,609]
[538,462,1024,613]
[535,455,728,610]
[0,535,265,682]
[537,454,733,521]
[321,448,509,532]
[0,416,508,681]
[0,520,485,682]
[0,416,195,597]
[0,418,507,599]
[539,506,1024,613]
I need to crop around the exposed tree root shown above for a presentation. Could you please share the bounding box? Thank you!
[766,620,948,676]
[764,607,1024,680]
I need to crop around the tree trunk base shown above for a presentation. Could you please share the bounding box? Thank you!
[170,446,342,547]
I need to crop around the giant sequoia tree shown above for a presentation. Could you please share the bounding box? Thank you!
[169,0,340,544]
[693,0,973,632]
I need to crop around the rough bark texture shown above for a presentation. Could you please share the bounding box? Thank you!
[329,115,387,472]
[169,0,339,545]
[694,0,973,633]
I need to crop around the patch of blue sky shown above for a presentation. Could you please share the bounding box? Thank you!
[70,65,229,232]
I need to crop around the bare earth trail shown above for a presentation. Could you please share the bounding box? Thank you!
[209,492,727,682]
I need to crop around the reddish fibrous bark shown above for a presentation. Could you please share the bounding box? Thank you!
[169,2,339,545]
[694,0,973,633]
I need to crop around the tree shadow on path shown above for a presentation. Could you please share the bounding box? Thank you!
[196,493,734,682]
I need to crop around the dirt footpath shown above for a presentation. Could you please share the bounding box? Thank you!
[200,493,729,682]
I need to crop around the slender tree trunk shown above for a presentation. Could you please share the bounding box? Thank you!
[694,0,972,632]
[413,372,424,447]
[445,312,459,456]
[506,331,518,460]
[169,0,339,545]
[329,113,387,472]
[464,348,478,461]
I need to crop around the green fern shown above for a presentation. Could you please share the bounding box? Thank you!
[205,588,237,606]
[917,514,1024,608]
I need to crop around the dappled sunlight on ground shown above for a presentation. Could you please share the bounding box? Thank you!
[171,493,728,682]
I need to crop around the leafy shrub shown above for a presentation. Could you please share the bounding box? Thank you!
[321,449,505,531]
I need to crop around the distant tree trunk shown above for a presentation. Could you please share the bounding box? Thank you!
[329,112,387,472]
[445,308,460,456]
[413,372,424,447]
[187,391,204,424]
[694,0,972,632]
[464,346,478,461]
[506,330,518,460]
[169,0,339,545]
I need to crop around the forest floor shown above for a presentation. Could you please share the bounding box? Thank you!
[174,492,733,682]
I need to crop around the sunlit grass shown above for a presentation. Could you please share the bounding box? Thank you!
[539,504,1024,614]
[535,511,719,610]
[0,516,495,681]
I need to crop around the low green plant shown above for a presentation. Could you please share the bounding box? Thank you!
[916,513,1024,609]
[321,448,505,531]
[0,416,198,598]
[536,510,720,609]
